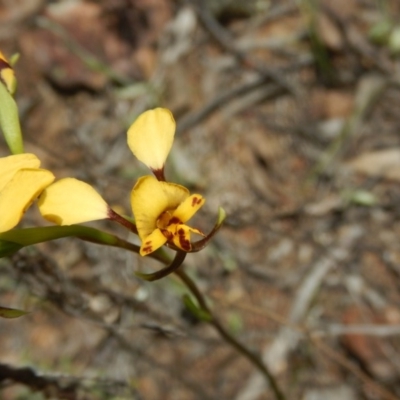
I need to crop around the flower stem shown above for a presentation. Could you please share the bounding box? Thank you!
[136,251,186,281]
[108,208,138,234]
[174,268,285,400]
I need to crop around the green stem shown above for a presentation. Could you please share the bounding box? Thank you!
[174,269,285,400]
[0,225,170,264]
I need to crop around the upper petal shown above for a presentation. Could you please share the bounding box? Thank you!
[131,175,189,240]
[0,153,40,191]
[38,178,109,225]
[173,194,205,223]
[0,168,55,232]
[127,108,175,171]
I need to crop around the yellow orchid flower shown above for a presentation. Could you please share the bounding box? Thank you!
[0,50,17,94]
[0,154,55,232]
[127,108,175,179]
[131,175,205,256]
[38,178,109,225]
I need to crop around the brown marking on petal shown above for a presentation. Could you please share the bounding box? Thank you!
[143,245,153,254]
[0,58,13,93]
[177,227,191,251]
[161,229,173,240]
[152,168,166,182]
[191,196,202,207]
[0,58,11,72]
[169,216,181,224]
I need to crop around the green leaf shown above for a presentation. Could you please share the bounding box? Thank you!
[0,306,28,318]
[0,238,23,258]
[0,81,23,154]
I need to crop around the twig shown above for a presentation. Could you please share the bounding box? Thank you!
[176,56,312,135]
[313,324,400,337]
[214,293,400,400]
[177,77,274,135]
[235,230,363,400]
[310,337,400,400]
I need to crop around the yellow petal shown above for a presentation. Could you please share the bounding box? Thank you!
[173,194,205,223]
[127,108,175,170]
[0,51,16,94]
[171,224,194,251]
[38,178,109,225]
[140,228,167,256]
[0,168,55,232]
[0,153,40,191]
[131,175,189,240]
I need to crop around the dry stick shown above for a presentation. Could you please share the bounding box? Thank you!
[176,56,312,135]
[174,268,286,400]
[217,294,400,338]
[310,337,400,400]
[218,299,400,400]
[235,227,364,400]
[177,77,276,135]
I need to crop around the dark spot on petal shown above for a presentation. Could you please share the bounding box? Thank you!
[191,196,202,207]
[0,58,11,71]
[179,236,191,251]
[143,245,153,254]
[170,216,181,224]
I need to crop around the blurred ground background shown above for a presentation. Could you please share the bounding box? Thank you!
[1,0,400,399]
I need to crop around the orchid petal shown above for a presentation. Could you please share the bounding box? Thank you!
[127,108,175,171]
[0,154,40,191]
[0,168,55,232]
[140,228,168,256]
[38,178,109,225]
[171,224,195,252]
[131,175,188,240]
[173,194,205,223]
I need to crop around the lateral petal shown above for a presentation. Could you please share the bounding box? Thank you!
[0,168,55,232]
[140,228,168,256]
[0,154,40,191]
[173,194,205,223]
[38,178,109,225]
